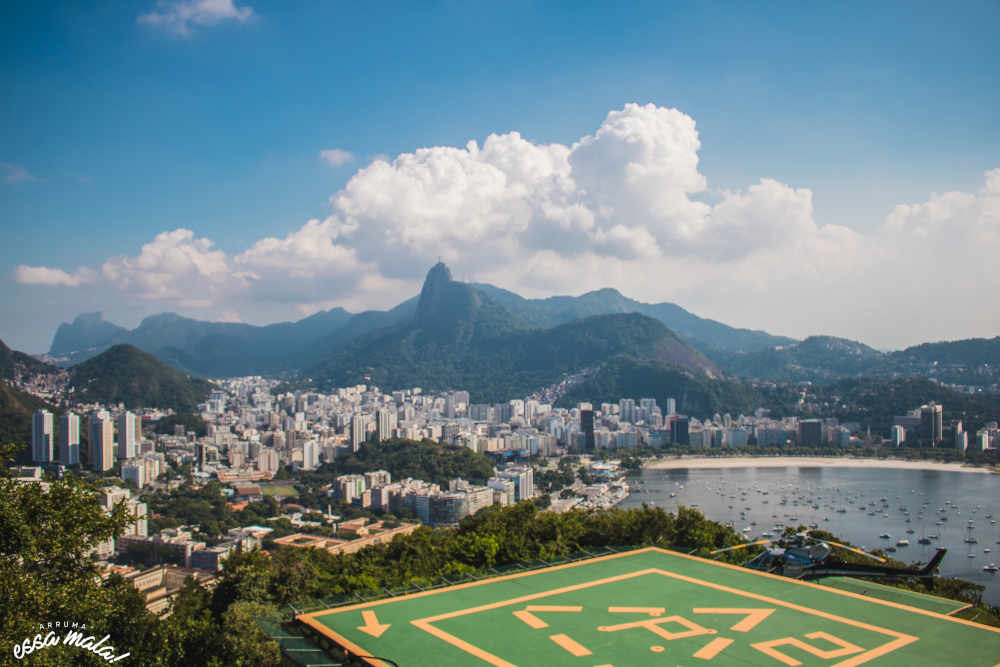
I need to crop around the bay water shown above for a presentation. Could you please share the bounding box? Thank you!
[620,465,1000,605]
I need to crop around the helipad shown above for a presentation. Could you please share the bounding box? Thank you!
[297,546,1000,666]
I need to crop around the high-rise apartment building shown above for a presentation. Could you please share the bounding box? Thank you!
[919,402,944,445]
[619,398,637,423]
[580,404,595,452]
[798,419,825,447]
[302,439,319,470]
[89,410,114,472]
[117,410,137,460]
[351,413,366,451]
[497,465,534,502]
[32,409,54,463]
[256,447,280,475]
[670,417,690,445]
[955,431,968,452]
[375,409,392,442]
[59,412,80,465]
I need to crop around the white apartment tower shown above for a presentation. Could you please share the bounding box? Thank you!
[59,412,80,465]
[117,411,137,460]
[302,439,319,470]
[32,409,54,463]
[351,413,365,451]
[89,410,114,472]
[375,408,393,442]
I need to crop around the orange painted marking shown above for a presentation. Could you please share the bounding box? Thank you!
[529,605,583,612]
[513,605,582,629]
[549,633,592,656]
[752,631,864,666]
[357,610,391,638]
[608,606,665,616]
[692,607,775,632]
[512,610,549,629]
[414,620,517,667]
[693,637,734,659]
[598,614,715,641]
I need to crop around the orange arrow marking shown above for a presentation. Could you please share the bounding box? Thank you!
[357,609,391,638]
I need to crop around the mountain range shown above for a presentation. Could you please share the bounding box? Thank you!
[37,263,999,389]
[43,264,790,376]
[307,263,721,401]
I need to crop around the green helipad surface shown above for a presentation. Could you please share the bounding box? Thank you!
[816,577,970,615]
[298,547,1000,666]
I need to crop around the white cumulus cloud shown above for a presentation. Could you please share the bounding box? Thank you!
[138,0,255,36]
[13,104,1000,347]
[14,265,96,287]
[99,229,253,307]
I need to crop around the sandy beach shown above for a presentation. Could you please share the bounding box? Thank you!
[643,456,998,474]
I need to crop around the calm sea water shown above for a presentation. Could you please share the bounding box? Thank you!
[620,466,1000,605]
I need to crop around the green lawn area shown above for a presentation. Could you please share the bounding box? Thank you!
[263,485,299,497]
[299,547,1000,667]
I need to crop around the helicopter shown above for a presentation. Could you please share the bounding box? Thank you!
[710,530,947,580]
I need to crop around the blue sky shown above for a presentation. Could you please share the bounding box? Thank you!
[2,0,999,353]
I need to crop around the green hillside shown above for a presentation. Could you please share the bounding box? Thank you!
[0,383,57,462]
[713,335,887,382]
[893,336,1000,366]
[557,356,762,419]
[0,339,61,381]
[68,344,214,411]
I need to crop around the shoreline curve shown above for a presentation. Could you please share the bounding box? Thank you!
[641,456,997,474]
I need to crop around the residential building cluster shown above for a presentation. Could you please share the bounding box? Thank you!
[31,407,166,487]
[331,465,534,526]
[890,401,998,452]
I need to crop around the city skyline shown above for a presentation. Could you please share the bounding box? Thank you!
[3,1,999,353]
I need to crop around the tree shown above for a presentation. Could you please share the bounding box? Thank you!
[219,601,282,667]
[0,446,164,665]
[159,579,224,666]
[211,549,274,618]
